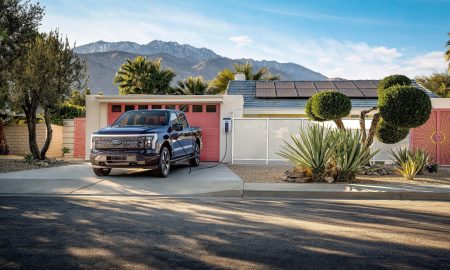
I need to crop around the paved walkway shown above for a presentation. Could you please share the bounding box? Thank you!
[0,164,449,199]
[0,163,243,196]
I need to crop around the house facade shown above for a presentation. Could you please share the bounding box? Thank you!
[83,80,450,165]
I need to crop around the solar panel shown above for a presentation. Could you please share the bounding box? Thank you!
[314,81,336,89]
[276,88,298,97]
[275,81,295,88]
[371,80,380,86]
[294,81,315,88]
[296,88,317,98]
[338,88,365,98]
[353,80,375,88]
[359,88,378,98]
[256,81,275,89]
[256,88,276,98]
[333,81,357,89]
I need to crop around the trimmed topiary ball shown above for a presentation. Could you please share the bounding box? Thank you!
[310,90,351,121]
[377,74,411,92]
[376,118,409,144]
[305,97,325,121]
[378,85,432,128]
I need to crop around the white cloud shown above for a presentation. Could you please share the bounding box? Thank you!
[229,35,253,47]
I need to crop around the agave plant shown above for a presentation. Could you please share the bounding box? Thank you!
[391,147,430,179]
[278,124,336,182]
[332,129,378,182]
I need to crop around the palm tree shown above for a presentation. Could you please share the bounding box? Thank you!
[446,33,450,73]
[172,76,209,95]
[233,62,280,81]
[209,69,235,94]
[209,62,280,94]
[113,56,176,95]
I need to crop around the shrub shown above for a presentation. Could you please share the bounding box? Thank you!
[391,147,430,179]
[375,118,409,144]
[378,85,432,128]
[332,129,378,182]
[51,102,86,125]
[305,98,325,121]
[278,124,337,182]
[310,91,351,121]
[377,74,411,92]
[61,147,70,157]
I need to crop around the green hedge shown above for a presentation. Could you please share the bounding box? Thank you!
[377,74,411,92]
[310,91,351,121]
[375,118,409,144]
[378,85,431,128]
[305,98,325,121]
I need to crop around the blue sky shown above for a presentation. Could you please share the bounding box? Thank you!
[39,0,450,78]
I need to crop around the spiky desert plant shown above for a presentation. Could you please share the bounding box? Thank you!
[278,124,336,182]
[391,147,430,180]
[332,129,378,182]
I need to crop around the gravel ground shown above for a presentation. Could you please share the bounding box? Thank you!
[228,164,450,185]
[0,159,81,173]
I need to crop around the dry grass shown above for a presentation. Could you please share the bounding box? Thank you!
[228,164,450,185]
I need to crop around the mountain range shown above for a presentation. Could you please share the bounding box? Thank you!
[75,40,328,94]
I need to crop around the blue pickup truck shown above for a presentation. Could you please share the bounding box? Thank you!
[90,109,202,177]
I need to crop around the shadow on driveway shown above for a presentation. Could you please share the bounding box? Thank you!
[0,197,449,269]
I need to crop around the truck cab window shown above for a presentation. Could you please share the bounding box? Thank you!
[178,113,189,129]
[170,112,179,127]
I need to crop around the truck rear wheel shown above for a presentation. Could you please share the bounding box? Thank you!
[189,142,200,167]
[157,146,171,177]
[93,168,111,176]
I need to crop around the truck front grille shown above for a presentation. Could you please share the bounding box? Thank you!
[94,136,145,150]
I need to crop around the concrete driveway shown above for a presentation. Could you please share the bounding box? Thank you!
[0,163,243,196]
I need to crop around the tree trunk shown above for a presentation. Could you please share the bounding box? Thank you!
[40,107,52,160]
[0,122,9,155]
[23,98,41,160]
[359,106,378,146]
[364,113,381,149]
[333,119,345,129]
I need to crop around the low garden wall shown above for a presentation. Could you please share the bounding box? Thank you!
[4,123,63,158]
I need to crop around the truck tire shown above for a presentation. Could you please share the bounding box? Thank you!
[189,142,200,167]
[93,168,111,176]
[157,146,171,177]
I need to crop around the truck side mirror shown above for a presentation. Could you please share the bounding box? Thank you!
[172,123,183,131]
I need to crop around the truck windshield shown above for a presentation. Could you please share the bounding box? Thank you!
[112,110,169,127]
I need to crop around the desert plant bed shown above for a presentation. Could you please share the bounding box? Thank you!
[0,158,82,173]
[227,164,450,185]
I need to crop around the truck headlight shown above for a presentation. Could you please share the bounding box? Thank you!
[144,135,157,149]
[91,136,97,150]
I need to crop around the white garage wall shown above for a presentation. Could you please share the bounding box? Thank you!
[231,117,409,164]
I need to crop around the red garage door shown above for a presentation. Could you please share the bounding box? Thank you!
[107,103,220,162]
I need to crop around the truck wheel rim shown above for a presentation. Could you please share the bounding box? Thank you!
[195,144,200,164]
[162,150,170,174]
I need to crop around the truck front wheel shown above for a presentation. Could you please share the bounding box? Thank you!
[93,168,111,176]
[157,146,171,177]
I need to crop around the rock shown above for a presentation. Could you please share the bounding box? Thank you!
[47,158,58,164]
[36,161,49,167]
[324,176,334,183]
